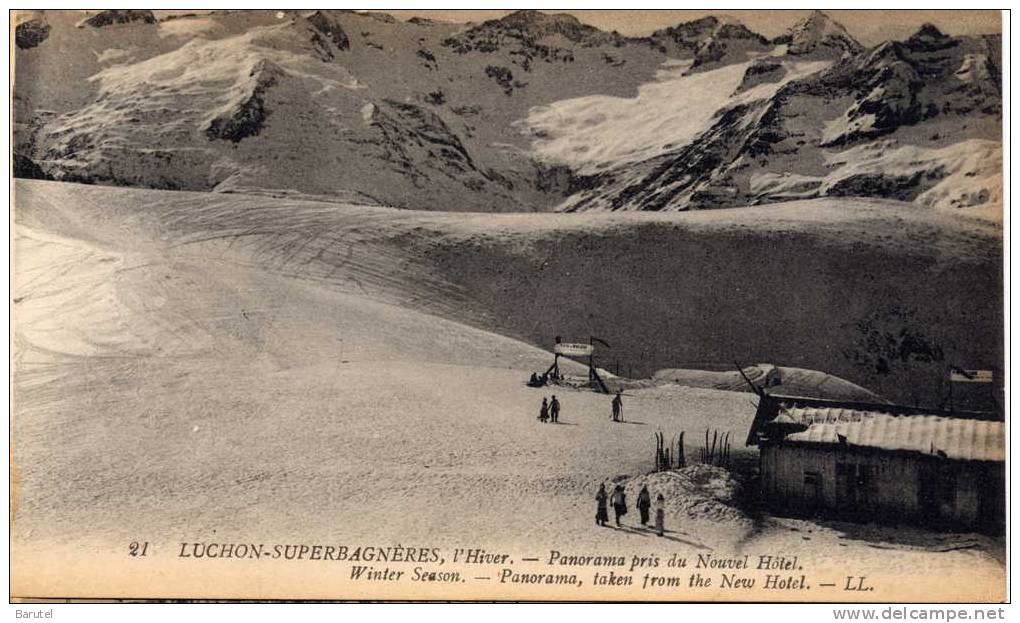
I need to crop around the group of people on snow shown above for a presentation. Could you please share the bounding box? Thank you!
[531,382,665,534]
[596,483,665,536]
[527,372,549,387]
[537,395,561,423]
[536,391,624,424]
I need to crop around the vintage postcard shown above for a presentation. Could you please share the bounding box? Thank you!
[10,9,1005,602]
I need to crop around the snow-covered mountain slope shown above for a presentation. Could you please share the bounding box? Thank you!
[14,179,1003,407]
[18,13,517,210]
[14,9,672,211]
[520,57,831,175]
[14,10,1001,214]
[557,20,1002,214]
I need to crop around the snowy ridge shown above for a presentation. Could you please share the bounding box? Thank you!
[14,10,1002,214]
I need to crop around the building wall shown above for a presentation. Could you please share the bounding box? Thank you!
[760,444,999,529]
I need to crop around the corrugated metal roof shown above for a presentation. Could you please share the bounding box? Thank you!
[784,412,1004,462]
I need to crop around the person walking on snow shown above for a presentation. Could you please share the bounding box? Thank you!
[637,484,652,526]
[538,398,549,423]
[595,483,609,527]
[549,395,560,423]
[610,484,627,527]
[655,493,665,537]
[611,391,623,422]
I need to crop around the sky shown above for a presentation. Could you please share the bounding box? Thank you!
[379,10,1002,47]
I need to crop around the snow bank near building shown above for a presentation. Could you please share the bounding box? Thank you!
[621,465,749,526]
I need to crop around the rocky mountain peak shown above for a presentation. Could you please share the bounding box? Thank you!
[651,16,728,49]
[904,23,957,51]
[652,15,719,41]
[488,9,614,46]
[648,15,770,70]
[787,10,862,56]
[688,18,770,71]
[501,9,582,28]
[912,22,947,40]
[441,9,619,62]
[713,17,765,39]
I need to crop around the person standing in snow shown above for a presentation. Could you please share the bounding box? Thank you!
[549,395,560,423]
[637,484,652,526]
[655,493,665,537]
[610,484,627,527]
[611,391,623,422]
[595,483,609,527]
[538,397,549,423]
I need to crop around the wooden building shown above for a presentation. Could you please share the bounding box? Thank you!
[746,394,1005,532]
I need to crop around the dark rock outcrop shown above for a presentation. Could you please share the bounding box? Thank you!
[78,10,156,28]
[485,65,520,95]
[15,17,50,49]
[827,170,945,202]
[206,61,280,143]
[13,153,50,180]
[734,60,786,94]
[307,11,350,52]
